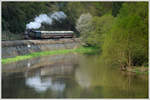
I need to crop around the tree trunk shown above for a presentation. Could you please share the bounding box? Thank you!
[127,50,132,67]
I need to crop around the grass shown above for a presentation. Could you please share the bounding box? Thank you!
[2,46,98,64]
[128,67,148,74]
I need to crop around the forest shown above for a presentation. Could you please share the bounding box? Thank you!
[2,2,148,70]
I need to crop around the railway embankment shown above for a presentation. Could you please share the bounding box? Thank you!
[2,38,81,58]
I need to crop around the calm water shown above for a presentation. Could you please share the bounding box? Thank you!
[2,53,148,98]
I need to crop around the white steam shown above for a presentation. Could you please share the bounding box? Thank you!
[26,11,67,29]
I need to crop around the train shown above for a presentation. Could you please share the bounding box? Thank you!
[24,29,74,39]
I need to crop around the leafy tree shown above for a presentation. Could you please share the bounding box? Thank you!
[76,13,115,47]
[100,2,148,68]
[62,2,113,32]
[86,14,115,47]
[112,2,123,17]
[76,13,93,44]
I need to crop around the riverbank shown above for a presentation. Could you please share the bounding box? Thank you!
[2,45,148,75]
[2,46,98,64]
[2,38,81,58]
[126,66,148,74]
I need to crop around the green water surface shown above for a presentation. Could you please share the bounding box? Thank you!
[2,53,148,98]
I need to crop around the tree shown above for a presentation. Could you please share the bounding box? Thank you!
[100,2,148,69]
[112,2,123,17]
[76,13,93,44]
[76,14,115,47]
[85,14,115,47]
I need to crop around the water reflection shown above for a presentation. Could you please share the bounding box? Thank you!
[26,75,66,93]
[2,53,148,98]
[26,76,52,92]
[75,67,91,88]
[27,62,31,68]
[23,54,76,93]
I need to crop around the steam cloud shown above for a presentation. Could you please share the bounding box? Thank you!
[26,11,67,29]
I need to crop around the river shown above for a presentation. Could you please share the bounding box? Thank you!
[2,53,148,98]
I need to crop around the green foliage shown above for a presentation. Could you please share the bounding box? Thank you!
[2,31,24,40]
[75,2,148,68]
[76,14,115,47]
[100,2,148,67]
[2,2,59,34]
[86,15,115,47]
[62,2,113,32]
[112,2,123,17]
[76,13,93,43]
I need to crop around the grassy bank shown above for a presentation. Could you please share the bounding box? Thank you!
[126,66,148,74]
[2,46,98,64]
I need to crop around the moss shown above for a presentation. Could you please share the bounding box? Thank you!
[2,46,98,64]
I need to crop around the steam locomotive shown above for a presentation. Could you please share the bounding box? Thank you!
[24,29,74,39]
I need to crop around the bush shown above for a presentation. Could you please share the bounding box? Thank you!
[2,31,24,40]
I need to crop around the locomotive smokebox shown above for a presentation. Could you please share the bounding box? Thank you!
[24,29,32,39]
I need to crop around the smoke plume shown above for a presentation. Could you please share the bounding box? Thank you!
[26,11,67,29]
